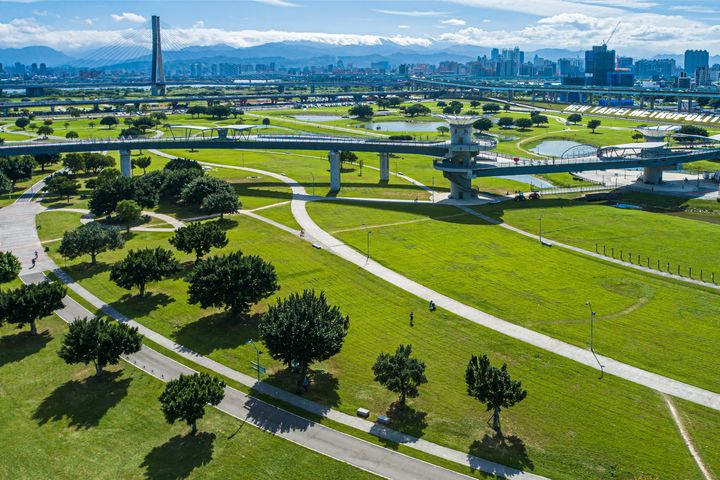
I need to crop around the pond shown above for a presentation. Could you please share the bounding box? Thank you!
[498,175,554,189]
[362,121,448,132]
[530,140,596,157]
[292,115,345,122]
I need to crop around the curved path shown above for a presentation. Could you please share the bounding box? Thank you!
[1,177,545,480]
[48,207,184,233]
[176,160,720,411]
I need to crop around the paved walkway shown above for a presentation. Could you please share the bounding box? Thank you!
[19,271,480,480]
[178,162,720,411]
[2,174,546,480]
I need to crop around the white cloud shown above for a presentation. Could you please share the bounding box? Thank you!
[669,5,720,14]
[398,25,410,29]
[193,20,205,28]
[442,18,466,26]
[375,9,451,17]
[252,0,299,6]
[444,0,624,17]
[111,12,146,23]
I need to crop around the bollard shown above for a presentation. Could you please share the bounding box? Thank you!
[667,262,670,272]
[603,245,606,255]
[657,259,660,270]
[701,269,703,282]
[637,254,640,264]
[620,250,623,261]
[595,243,598,253]
[628,252,631,263]
[611,247,614,258]
[713,272,716,284]
[689,267,692,278]
[677,265,680,276]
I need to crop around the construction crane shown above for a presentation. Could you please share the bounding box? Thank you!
[603,21,621,47]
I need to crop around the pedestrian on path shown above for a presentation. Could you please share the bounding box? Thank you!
[302,376,309,392]
[409,311,414,327]
[31,257,36,268]
[34,250,39,260]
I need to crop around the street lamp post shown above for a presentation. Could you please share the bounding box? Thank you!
[246,339,262,382]
[310,172,315,196]
[366,230,372,262]
[431,176,435,203]
[585,301,596,352]
[538,216,542,244]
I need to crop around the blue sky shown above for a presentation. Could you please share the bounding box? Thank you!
[1,0,720,57]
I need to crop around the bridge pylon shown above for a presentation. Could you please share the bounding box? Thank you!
[433,116,485,200]
[150,15,166,96]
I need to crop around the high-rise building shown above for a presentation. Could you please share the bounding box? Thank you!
[684,49,709,77]
[585,44,615,86]
[634,58,675,79]
[557,57,583,77]
[490,48,500,62]
[617,56,633,69]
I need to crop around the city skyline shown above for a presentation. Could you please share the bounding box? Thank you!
[1,0,720,57]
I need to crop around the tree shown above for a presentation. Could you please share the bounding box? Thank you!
[164,157,202,171]
[0,156,36,187]
[0,251,21,283]
[632,133,645,141]
[678,124,708,137]
[587,119,602,133]
[465,354,527,434]
[340,150,358,166]
[470,100,481,107]
[187,105,207,118]
[405,103,431,117]
[161,168,203,198]
[531,114,548,127]
[259,289,348,389]
[100,116,119,129]
[436,125,450,136]
[186,251,278,313]
[119,126,143,138]
[567,113,582,125]
[64,121,70,130]
[58,222,124,265]
[65,131,79,139]
[110,247,180,296]
[159,373,226,435]
[0,281,66,334]
[88,121,96,129]
[372,344,427,405]
[514,118,533,131]
[349,104,374,118]
[43,175,79,202]
[0,172,11,196]
[498,117,515,129]
[473,118,493,132]
[230,107,244,119]
[262,117,271,127]
[132,116,157,132]
[482,103,501,113]
[436,101,447,107]
[207,105,231,119]
[201,190,240,219]
[115,199,142,233]
[43,119,53,126]
[36,125,53,139]
[15,117,30,130]
[181,176,234,206]
[58,317,142,377]
[133,156,152,174]
[84,153,115,173]
[169,222,228,262]
[32,153,61,172]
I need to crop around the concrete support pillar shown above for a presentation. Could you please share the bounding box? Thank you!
[642,165,663,184]
[329,151,341,192]
[639,96,645,109]
[677,98,683,112]
[120,149,132,178]
[650,97,655,110]
[507,90,513,101]
[447,173,472,200]
[379,153,390,182]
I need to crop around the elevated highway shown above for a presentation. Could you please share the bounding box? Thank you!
[0,89,442,114]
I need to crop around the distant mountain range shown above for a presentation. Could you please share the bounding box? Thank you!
[2,42,718,71]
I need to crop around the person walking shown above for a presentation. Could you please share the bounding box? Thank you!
[302,376,309,393]
[31,257,36,269]
[409,311,414,327]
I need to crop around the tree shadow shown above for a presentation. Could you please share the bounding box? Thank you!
[468,433,534,473]
[172,311,259,355]
[140,432,216,480]
[0,329,52,367]
[385,401,428,438]
[112,291,175,317]
[32,370,131,429]
[64,260,112,281]
[215,218,239,230]
[243,395,311,434]
[264,367,341,408]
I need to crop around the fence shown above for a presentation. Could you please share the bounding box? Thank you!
[595,243,716,284]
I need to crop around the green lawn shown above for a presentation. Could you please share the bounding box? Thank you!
[479,196,720,278]
[38,209,705,480]
[675,399,720,478]
[306,200,720,392]
[0,315,379,480]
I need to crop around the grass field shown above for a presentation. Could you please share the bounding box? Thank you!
[38,209,707,480]
[306,200,720,392]
[479,196,720,277]
[0,315,379,480]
